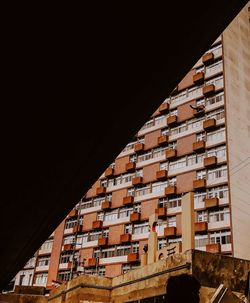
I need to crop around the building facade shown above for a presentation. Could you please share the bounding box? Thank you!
[14,4,250,289]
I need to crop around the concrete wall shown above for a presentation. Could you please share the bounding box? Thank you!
[222,3,250,260]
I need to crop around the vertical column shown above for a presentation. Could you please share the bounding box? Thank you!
[181,192,195,252]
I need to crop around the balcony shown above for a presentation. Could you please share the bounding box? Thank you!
[193,107,205,117]
[101,200,111,210]
[164,226,176,237]
[195,222,208,233]
[193,140,205,152]
[203,118,216,131]
[204,197,219,208]
[165,185,176,196]
[204,156,217,168]
[123,196,134,206]
[73,224,83,233]
[155,207,166,218]
[98,237,107,246]
[59,262,72,270]
[134,143,144,153]
[193,179,206,189]
[120,233,131,243]
[96,187,106,196]
[193,72,204,84]
[202,84,215,97]
[125,162,136,172]
[68,209,78,218]
[167,115,178,127]
[132,176,143,186]
[206,243,221,253]
[158,135,168,145]
[104,167,114,178]
[166,148,177,159]
[158,102,169,114]
[202,52,214,65]
[127,253,138,262]
[156,170,168,180]
[63,244,74,251]
[86,258,96,267]
[92,220,103,229]
[130,212,141,222]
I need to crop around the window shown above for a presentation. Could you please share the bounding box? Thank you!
[119,207,133,218]
[35,273,47,286]
[132,242,139,253]
[104,209,118,222]
[98,267,106,276]
[134,204,141,213]
[206,92,224,106]
[122,142,136,153]
[135,185,151,197]
[207,186,228,199]
[152,181,168,193]
[116,245,131,256]
[63,235,75,245]
[168,197,182,209]
[125,224,132,234]
[97,212,104,221]
[197,211,207,222]
[60,252,72,264]
[207,165,227,181]
[210,230,231,245]
[85,268,98,275]
[196,170,206,179]
[209,207,230,223]
[93,249,101,259]
[158,238,167,250]
[207,145,226,158]
[65,218,77,229]
[207,127,225,142]
[134,222,149,234]
[101,247,116,258]
[122,263,140,274]
[167,216,176,227]
[58,271,71,282]
[89,231,102,241]
[155,221,167,234]
[40,239,53,251]
[195,235,208,248]
[194,192,206,204]
[196,132,205,141]
[37,256,50,267]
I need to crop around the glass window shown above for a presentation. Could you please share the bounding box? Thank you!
[210,230,231,245]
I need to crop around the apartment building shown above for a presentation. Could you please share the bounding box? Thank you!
[15,4,250,289]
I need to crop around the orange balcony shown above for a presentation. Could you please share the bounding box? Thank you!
[130,212,141,222]
[193,179,206,190]
[202,52,214,65]
[193,140,205,152]
[203,118,216,131]
[166,149,177,159]
[73,224,82,233]
[203,84,215,97]
[125,162,136,172]
[68,209,78,218]
[101,200,111,210]
[98,237,107,246]
[206,243,221,253]
[167,115,178,126]
[92,220,103,229]
[96,187,106,196]
[87,258,97,267]
[204,156,217,168]
[204,197,219,209]
[155,207,166,218]
[120,233,131,243]
[127,253,138,262]
[132,176,143,186]
[63,244,74,251]
[158,102,169,114]
[165,185,176,196]
[193,72,204,84]
[156,170,168,180]
[134,143,144,153]
[123,196,134,206]
[164,227,176,237]
[195,222,208,233]
[104,167,114,178]
[158,135,168,145]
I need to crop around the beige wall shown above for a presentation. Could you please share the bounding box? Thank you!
[223,3,250,260]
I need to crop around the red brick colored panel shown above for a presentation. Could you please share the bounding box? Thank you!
[176,214,182,235]
[108,224,125,245]
[105,264,122,278]
[80,248,94,262]
[141,199,158,221]
[47,220,65,287]
[177,69,196,91]
[177,100,196,122]
[82,213,97,231]
[86,180,100,199]
[144,129,161,150]
[177,134,196,157]
[112,188,128,208]
[176,171,196,194]
[139,240,148,256]
[142,163,160,183]
[114,156,130,175]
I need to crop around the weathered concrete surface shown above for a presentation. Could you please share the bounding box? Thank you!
[192,250,250,293]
